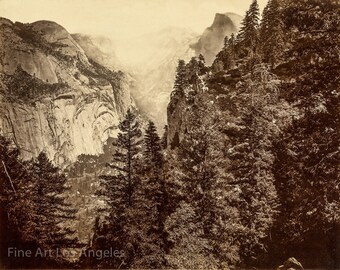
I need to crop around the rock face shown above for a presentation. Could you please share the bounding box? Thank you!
[0,18,134,167]
[191,13,242,65]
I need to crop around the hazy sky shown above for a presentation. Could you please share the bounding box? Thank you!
[0,0,269,39]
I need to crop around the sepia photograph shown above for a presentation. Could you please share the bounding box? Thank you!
[0,0,339,269]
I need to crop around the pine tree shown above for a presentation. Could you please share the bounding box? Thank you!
[260,0,285,66]
[237,0,260,58]
[269,1,340,267]
[173,59,187,95]
[101,108,142,208]
[30,153,79,254]
[165,99,244,268]
[161,125,168,149]
[0,136,36,267]
[186,57,199,86]
[224,64,280,264]
[228,33,236,61]
[214,33,237,70]
[144,121,163,169]
[95,109,143,268]
[131,121,168,268]
[198,54,208,75]
[0,138,78,268]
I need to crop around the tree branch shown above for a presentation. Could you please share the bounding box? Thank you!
[2,160,16,194]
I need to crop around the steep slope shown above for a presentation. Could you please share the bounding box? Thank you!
[165,0,339,268]
[191,12,242,65]
[0,18,134,167]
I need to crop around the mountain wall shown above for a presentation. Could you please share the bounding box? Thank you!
[0,18,134,167]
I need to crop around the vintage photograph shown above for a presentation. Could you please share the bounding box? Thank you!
[0,0,339,269]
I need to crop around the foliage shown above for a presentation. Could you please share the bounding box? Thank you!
[0,136,79,268]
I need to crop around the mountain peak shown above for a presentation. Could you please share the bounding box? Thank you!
[191,12,241,65]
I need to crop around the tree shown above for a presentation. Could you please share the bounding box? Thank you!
[101,108,143,208]
[173,59,187,95]
[161,125,168,149]
[237,0,260,58]
[214,34,237,70]
[198,54,208,75]
[94,109,143,268]
[260,0,285,66]
[131,121,168,268]
[165,96,244,268]
[30,153,79,254]
[269,1,340,267]
[225,64,280,264]
[0,137,78,268]
[0,136,36,268]
[144,121,163,169]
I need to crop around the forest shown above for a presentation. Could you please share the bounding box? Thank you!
[0,0,339,269]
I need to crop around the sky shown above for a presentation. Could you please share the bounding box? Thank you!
[0,0,269,40]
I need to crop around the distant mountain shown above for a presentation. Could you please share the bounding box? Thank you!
[191,12,242,65]
[72,33,123,71]
[63,13,242,132]
[115,15,242,130]
[82,27,198,131]
[121,27,199,130]
[0,18,135,167]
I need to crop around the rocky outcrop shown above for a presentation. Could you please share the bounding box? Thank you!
[0,18,134,167]
[277,257,304,270]
[191,13,242,65]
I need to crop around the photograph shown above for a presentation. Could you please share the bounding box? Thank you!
[0,0,339,269]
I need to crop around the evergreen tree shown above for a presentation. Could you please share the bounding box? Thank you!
[161,125,168,149]
[186,57,199,86]
[228,33,236,61]
[198,54,208,75]
[260,0,285,66]
[0,138,78,268]
[269,1,340,267]
[165,98,244,268]
[173,59,187,95]
[237,0,260,58]
[30,152,79,253]
[102,109,143,207]
[214,33,237,70]
[132,121,167,268]
[0,136,36,268]
[144,121,163,169]
[95,109,143,268]
[226,64,280,264]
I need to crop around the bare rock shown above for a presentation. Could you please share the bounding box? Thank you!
[277,257,304,270]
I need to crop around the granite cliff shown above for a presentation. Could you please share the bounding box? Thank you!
[0,18,134,167]
[191,13,242,65]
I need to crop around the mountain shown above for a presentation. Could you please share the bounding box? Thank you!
[165,0,339,267]
[72,33,123,71]
[0,18,134,167]
[191,12,242,65]
[68,13,242,132]
[123,27,198,130]
[117,15,242,130]
[83,27,198,131]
